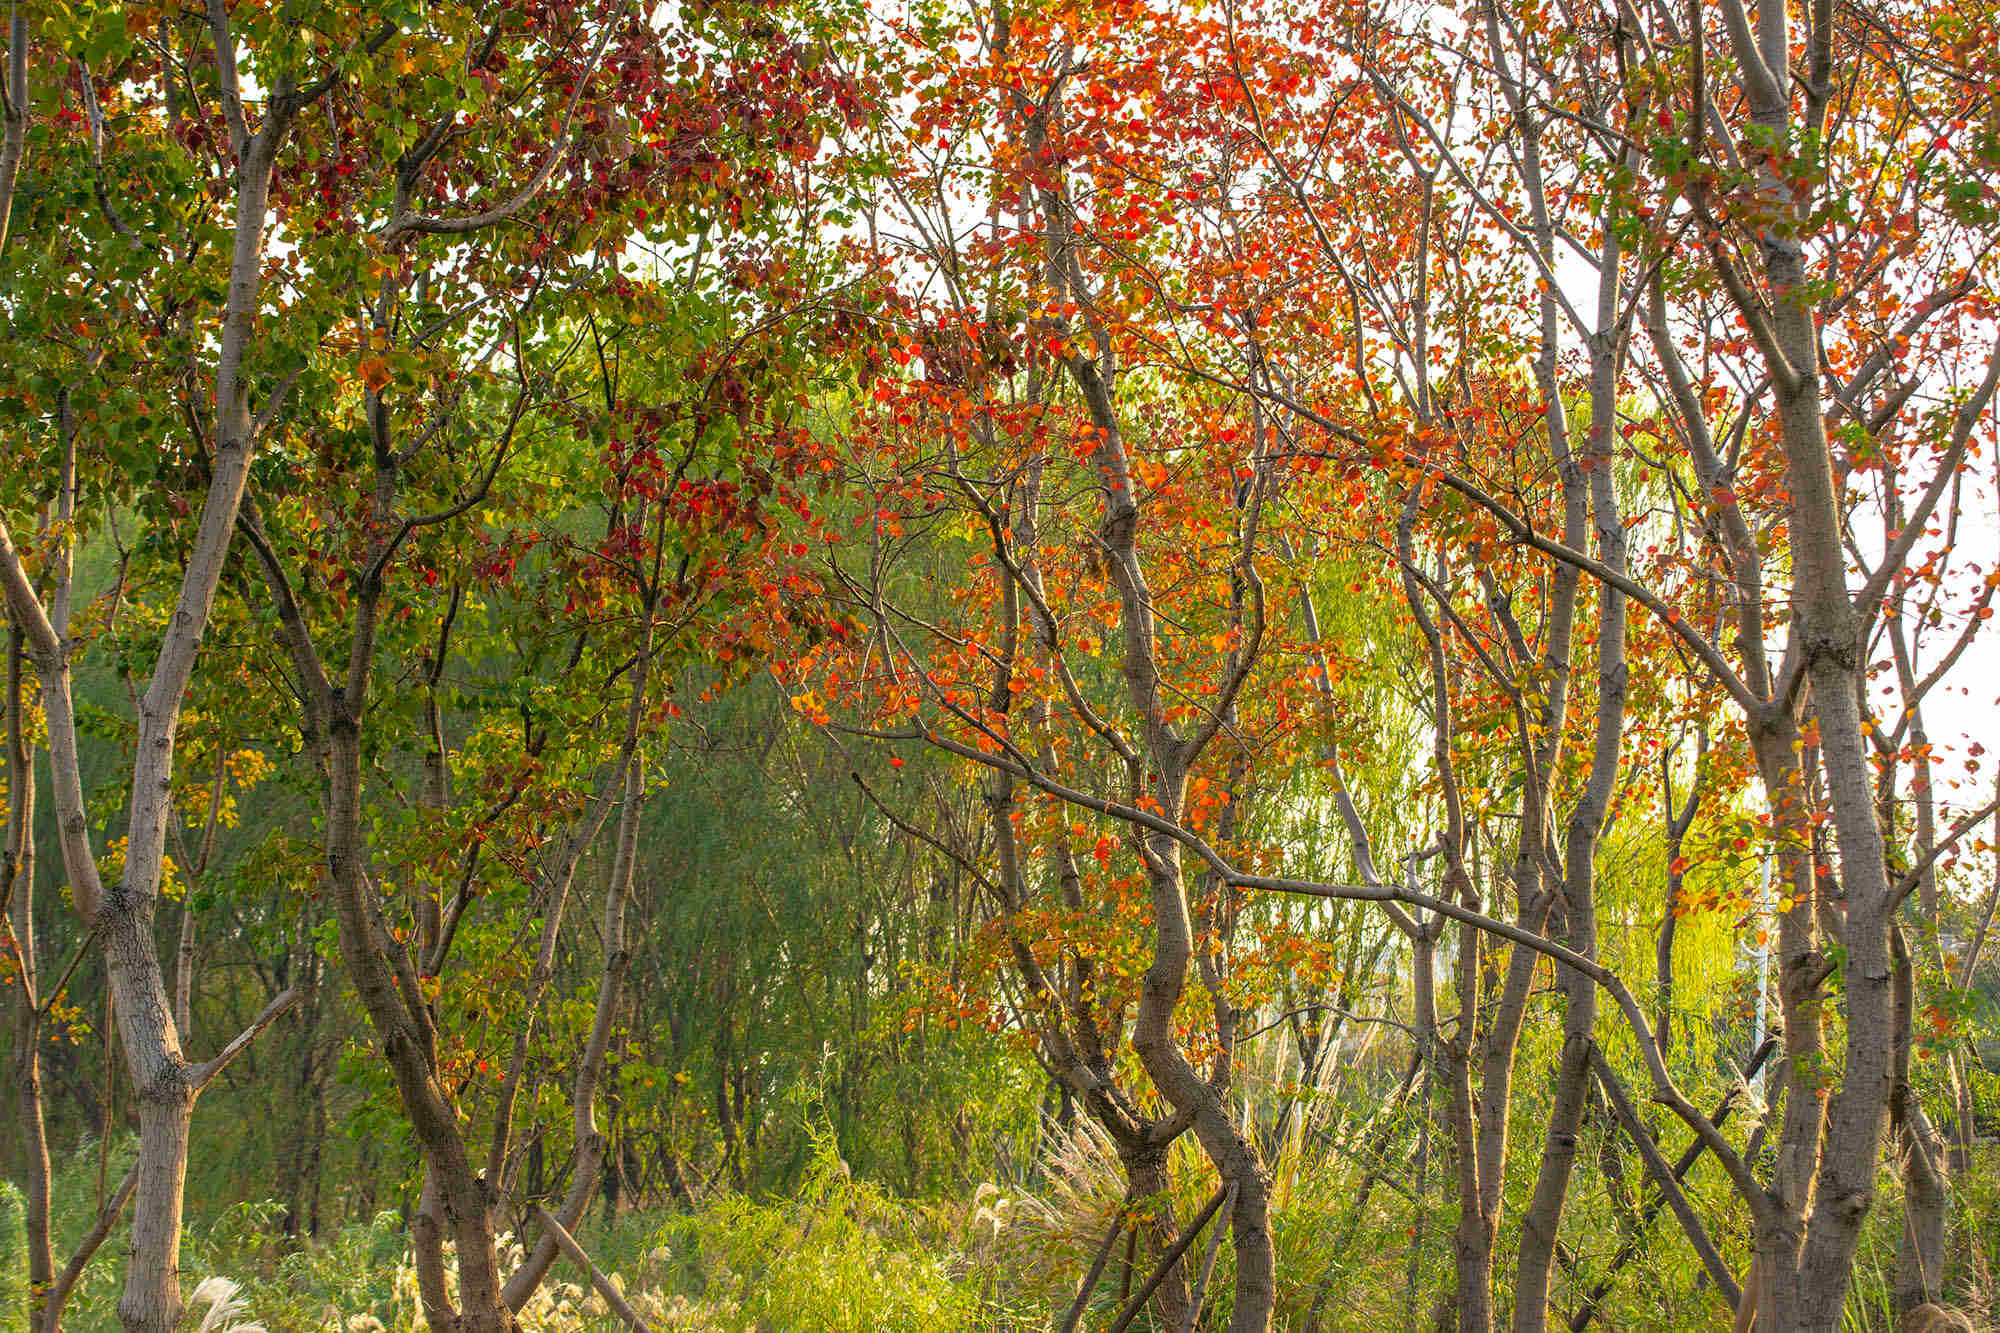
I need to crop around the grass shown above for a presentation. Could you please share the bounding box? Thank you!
[31,1131,2000,1331]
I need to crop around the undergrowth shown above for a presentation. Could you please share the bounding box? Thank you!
[29,1128,2000,1331]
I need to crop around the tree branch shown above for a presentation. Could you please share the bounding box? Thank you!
[188,986,299,1091]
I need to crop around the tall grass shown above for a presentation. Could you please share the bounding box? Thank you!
[29,1121,1994,1330]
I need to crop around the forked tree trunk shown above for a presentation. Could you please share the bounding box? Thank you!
[323,697,519,1333]
[0,26,312,1324]
[1063,341,1279,1330]
[256,461,661,1329]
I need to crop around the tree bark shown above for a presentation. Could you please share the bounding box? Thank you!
[1891,925,1948,1316]
[1761,139,1895,1333]
[1120,1140,1194,1331]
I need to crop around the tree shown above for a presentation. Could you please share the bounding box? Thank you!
[1213,0,2000,1321]
[219,6,871,1326]
[0,7,336,1322]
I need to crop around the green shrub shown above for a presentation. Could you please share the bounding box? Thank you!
[640,1124,1021,1332]
[0,1181,27,1333]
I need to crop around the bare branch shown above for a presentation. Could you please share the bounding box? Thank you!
[188,986,300,1090]
[530,1205,655,1333]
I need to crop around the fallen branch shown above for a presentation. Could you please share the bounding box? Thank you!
[1586,1046,1741,1314]
[1105,1184,1230,1333]
[1569,1036,1776,1331]
[533,1204,653,1333]
[1059,1199,1131,1333]
[1180,1179,1240,1333]
[40,1162,138,1331]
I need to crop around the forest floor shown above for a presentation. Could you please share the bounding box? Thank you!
[16,1131,1997,1333]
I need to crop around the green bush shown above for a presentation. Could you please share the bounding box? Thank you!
[640,1124,1022,1332]
[0,1181,27,1333]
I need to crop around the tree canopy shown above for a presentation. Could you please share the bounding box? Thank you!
[2,0,1999,1330]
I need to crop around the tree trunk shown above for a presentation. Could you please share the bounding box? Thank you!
[1009,267,1282,1325]
[1122,1143,1193,1331]
[1443,915,1490,1333]
[1894,1108,1948,1317]
[0,52,305,1324]
[1892,925,1948,1317]
[6,627,54,1333]
[1768,233,1895,1333]
[1460,856,1555,1333]
[1123,824,1277,1333]
[325,720,517,1333]
[1512,198,1630,1332]
[119,1089,195,1333]
[13,1003,55,1333]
